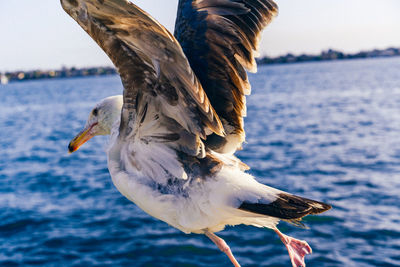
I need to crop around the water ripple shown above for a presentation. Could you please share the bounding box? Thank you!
[1,58,400,266]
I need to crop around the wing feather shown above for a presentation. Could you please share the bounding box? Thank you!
[175,0,278,153]
[239,192,332,220]
[61,0,226,182]
[61,0,224,140]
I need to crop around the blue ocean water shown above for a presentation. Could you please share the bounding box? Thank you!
[1,57,400,267]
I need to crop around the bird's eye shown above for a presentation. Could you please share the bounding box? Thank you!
[92,108,98,116]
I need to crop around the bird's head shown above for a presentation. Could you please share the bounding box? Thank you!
[68,95,123,153]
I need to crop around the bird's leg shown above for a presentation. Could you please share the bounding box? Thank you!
[274,228,312,267]
[205,231,241,267]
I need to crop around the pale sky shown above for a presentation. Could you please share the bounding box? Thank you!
[1,0,399,72]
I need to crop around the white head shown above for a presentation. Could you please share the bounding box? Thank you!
[68,95,123,153]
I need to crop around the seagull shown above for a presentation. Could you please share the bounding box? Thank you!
[63,0,331,266]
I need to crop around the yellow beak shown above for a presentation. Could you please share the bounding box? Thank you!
[68,123,97,153]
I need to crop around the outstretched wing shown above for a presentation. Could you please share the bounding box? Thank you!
[61,0,226,181]
[175,0,278,153]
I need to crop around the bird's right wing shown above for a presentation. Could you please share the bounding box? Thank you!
[175,0,278,153]
[61,0,225,182]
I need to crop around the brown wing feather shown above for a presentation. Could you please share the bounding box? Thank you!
[61,0,224,144]
[175,0,278,153]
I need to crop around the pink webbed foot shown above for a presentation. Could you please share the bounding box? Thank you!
[275,228,312,267]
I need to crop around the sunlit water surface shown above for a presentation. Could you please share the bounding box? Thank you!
[1,57,400,266]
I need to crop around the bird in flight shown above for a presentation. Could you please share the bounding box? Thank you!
[64,0,331,266]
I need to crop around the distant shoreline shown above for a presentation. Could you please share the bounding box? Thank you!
[1,47,399,84]
[257,47,400,65]
[1,67,117,84]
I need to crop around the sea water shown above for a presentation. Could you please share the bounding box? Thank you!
[1,57,400,266]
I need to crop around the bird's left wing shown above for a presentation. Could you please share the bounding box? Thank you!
[61,0,225,181]
[174,0,278,154]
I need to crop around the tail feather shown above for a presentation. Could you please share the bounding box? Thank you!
[238,192,331,220]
